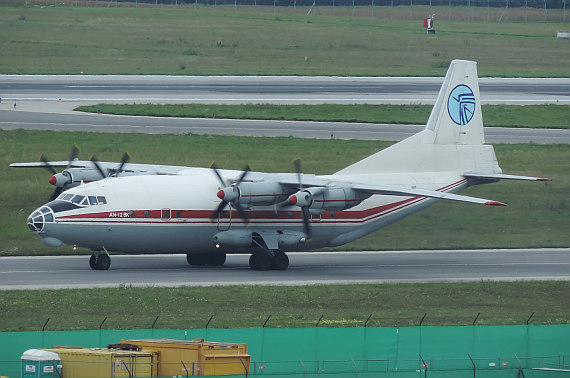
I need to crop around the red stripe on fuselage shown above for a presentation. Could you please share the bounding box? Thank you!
[55,179,468,225]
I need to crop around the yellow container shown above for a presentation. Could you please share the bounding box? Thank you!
[122,338,250,376]
[44,348,157,378]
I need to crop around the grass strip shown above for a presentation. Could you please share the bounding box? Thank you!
[1,7,569,76]
[1,281,569,332]
[75,104,570,129]
[2,130,568,256]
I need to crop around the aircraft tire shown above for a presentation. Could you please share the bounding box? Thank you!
[249,251,272,271]
[187,253,226,266]
[208,253,226,266]
[187,253,207,266]
[89,254,97,270]
[271,252,289,270]
[96,254,111,270]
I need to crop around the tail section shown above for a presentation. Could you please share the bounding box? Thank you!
[425,59,484,145]
[335,59,499,176]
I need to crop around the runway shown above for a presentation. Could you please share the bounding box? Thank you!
[2,75,569,105]
[1,249,568,290]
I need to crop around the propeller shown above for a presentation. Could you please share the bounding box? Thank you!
[291,158,312,240]
[210,162,251,224]
[40,145,80,201]
[90,151,131,179]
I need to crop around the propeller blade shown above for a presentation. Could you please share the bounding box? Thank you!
[301,206,312,240]
[293,158,303,190]
[89,155,107,179]
[115,151,131,175]
[66,145,80,169]
[211,200,229,221]
[210,161,227,187]
[236,164,251,185]
[234,202,250,225]
[39,154,57,175]
[293,159,311,239]
[50,187,63,202]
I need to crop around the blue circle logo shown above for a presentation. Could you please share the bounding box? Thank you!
[448,84,476,126]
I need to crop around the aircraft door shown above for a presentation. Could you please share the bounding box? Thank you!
[217,205,232,231]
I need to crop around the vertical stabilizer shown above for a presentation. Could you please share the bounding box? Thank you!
[334,60,498,176]
[426,59,484,145]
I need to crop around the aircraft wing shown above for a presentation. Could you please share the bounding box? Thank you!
[350,183,506,206]
[10,160,93,168]
[10,160,190,175]
[463,172,552,182]
[277,175,506,206]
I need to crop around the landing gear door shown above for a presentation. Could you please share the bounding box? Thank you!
[217,205,232,231]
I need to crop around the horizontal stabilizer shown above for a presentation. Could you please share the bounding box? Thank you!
[352,183,506,206]
[464,172,552,182]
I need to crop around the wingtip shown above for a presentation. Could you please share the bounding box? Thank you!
[486,201,507,207]
[536,178,552,182]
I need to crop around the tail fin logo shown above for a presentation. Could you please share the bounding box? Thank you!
[448,84,476,126]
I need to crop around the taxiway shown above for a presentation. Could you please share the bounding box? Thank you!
[1,249,568,290]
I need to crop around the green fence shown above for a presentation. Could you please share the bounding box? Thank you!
[1,325,569,377]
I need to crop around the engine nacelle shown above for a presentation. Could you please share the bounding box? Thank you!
[289,187,369,212]
[212,230,252,248]
[218,182,288,207]
[50,168,105,189]
[276,231,307,247]
[212,230,306,249]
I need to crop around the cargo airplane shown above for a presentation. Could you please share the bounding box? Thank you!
[13,60,550,271]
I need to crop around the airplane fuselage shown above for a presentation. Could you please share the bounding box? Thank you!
[29,167,468,255]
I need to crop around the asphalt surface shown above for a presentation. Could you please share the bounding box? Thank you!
[1,106,568,144]
[1,249,568,290]
[1,75,568,143]
[2,75,569,104]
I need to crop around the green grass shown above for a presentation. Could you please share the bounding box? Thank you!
[1,281,569,331]
[1,5,569,76]
[2,130,568,256]
[76,103,570,129]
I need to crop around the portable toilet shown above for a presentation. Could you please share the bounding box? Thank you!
[21,349,61,378]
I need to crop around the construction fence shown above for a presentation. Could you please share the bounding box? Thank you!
[1,324,569,377]
[3,0,568,22]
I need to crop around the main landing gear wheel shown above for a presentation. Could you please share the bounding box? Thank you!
[89,253,111,270]
[186,253,226,266]
[249,251,289,271]
[271,251,289,270]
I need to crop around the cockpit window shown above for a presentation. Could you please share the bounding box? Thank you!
[56,193,106,207]
[71,195,85,205]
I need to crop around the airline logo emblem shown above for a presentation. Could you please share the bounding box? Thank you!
[448,84,475,125]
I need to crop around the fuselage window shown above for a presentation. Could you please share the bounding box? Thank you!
[88,196,99,205]
[144,210,150,217]
[97,196,107,205]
